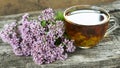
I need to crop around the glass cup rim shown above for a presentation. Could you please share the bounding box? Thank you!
[63,5,110,26]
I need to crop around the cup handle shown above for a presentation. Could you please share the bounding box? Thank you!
[104,16,119,37]
[108,9,120,13]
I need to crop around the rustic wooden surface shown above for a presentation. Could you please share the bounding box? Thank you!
[0,0,120,68]
[0,0,115,15]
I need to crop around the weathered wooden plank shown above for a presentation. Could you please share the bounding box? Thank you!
[0,0,115,15]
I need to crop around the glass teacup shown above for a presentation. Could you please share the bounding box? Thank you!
[64,5,119,49]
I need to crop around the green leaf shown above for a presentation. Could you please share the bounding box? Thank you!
[55,11,64,21]
[54,37,62,46]
[63,32,70,39]
[41,20,46,27]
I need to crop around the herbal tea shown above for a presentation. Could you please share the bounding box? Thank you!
[64,6,110,49]
[65,10,108,25]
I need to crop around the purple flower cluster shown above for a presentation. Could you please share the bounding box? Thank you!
[0,22,23,56]
[0,8,76,64]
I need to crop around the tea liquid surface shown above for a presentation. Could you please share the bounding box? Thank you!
[65,10,108,25]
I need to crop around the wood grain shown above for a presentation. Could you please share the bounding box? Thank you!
[0,0,115,15]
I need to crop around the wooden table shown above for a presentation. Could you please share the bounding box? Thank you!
[0,0,120,68]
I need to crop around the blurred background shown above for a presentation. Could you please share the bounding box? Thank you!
[0,0,115,16]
